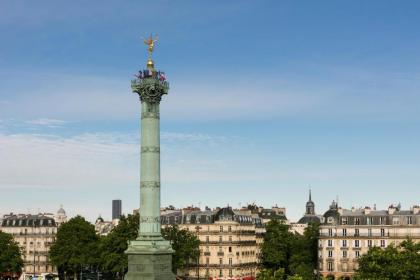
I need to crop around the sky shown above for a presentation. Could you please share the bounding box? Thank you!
[1,1,420,222]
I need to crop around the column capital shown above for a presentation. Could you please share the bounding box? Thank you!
[131,77,169,104]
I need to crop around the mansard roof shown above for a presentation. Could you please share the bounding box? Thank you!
[1,214,56,227]
[160,207,263,227]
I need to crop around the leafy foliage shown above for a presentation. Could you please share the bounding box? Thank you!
[0,231,24,276]
[260,220,319,280]
[49,216,100,278]
[98,213,199,277]
[161,225,200,274]
[354,239,420,280]
[257,268,285,280]
[99,214,139,279]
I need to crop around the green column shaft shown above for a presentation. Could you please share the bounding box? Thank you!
[139,101,161,236]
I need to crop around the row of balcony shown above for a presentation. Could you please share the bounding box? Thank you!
[196,230,256,235]
[203,241,257,245]
[192,263,258,268]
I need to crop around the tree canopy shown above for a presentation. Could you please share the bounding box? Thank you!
[161,225,200,274]
[49,216,100,278]
[98,213,200,277]
[0,231,24,277]
[259,220,319,280]
[354,239,420,280]
[99,214,139,279]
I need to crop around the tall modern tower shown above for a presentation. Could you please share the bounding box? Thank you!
[125,35,175,280]
[112,199,122,220]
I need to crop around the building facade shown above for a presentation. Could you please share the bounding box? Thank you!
[318,202,420,279]
[0,207,67,279]
[161,206,265,280]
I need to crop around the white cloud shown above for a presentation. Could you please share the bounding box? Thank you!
[0,130,237,190]
[26,118,67,128]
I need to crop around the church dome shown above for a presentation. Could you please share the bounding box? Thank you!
[57,205,66,215]
[298,215,321,224]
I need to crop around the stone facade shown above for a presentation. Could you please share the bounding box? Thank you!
[318,202,420,279]
[161,206,264,280]
[0,207,67,279]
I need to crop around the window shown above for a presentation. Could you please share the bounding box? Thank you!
[219,246,222,252]
[368,229,372,237]
[342,250,347,258]
[342,229,347,236]
[328,250,333,258]
[355,240,360,248]
[327,217,334,223]
[327,262,334,271]
[228,226,232,232]
[355,251,360,258]
[342,240,347,247]
[355,218,360,225]
[393,217,400,225]
[368,240,373,247]
[219,258,223,265]
[229,236,232,242]
[328,228,333,237]
[342,217,348,225]
[229,258,232,265]
[219,269,223,277]
[355,229,359,237]
[380,240,386,247]
[407,216,413,225]
[328,240,333,247]
[381,228,385,237]
[220,226,223,232]
[229,269,233,277]
[380,217,386,225]
[219,236,222,243]
[229,246,232,253]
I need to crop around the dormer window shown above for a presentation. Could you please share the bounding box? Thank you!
[327,217,334,224]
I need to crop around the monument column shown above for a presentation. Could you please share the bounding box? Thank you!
[125,35,175,280]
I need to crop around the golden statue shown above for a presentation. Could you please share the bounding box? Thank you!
[144,34,158,57]
[143,34,158,71]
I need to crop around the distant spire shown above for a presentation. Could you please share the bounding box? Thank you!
[309,188,312,202]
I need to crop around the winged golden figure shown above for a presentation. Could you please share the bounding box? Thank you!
[144,34,159,55]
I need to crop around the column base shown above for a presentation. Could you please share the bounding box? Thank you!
[125,236,175,280]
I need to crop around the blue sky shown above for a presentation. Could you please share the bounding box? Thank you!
[1,1,420,222]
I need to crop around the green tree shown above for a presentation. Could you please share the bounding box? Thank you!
[287,275,303,280]
[99,214,139,279]
[289,223,319,280]
[0,231,24,278]
[161,225,200,275]
[49,216,100,279]
[98,214,199,277]
[260,219,294,273]
[260,220,318,280]
[257,268,285,280]
[354,239,420,280]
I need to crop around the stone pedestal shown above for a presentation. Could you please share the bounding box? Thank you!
[125,238,175,280]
